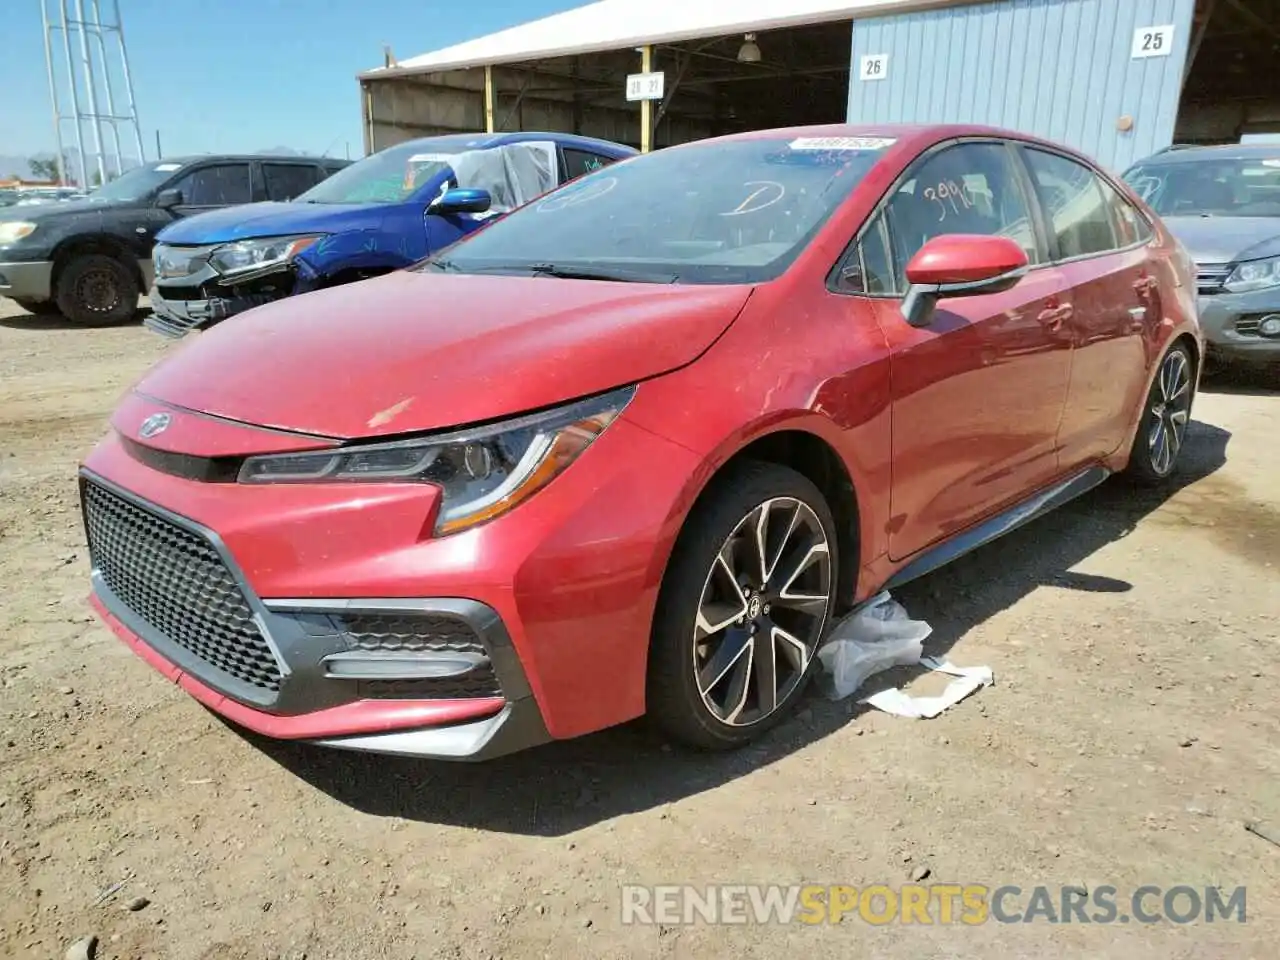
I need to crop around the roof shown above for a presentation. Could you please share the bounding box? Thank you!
[1133,142,1280,165]
[371,131,638,157]
[361,0,959,78]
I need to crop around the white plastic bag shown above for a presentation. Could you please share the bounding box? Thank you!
[815,591,932,700]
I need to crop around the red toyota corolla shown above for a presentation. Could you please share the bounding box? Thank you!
[79,124,1201,760]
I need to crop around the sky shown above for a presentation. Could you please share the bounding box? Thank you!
[0,0,582,164]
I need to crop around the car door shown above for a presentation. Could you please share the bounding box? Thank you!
[1019,146,1155,466]
[167,162,254,219]
[845,140,1074,562]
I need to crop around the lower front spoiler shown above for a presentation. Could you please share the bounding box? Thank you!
[90,594,553,761]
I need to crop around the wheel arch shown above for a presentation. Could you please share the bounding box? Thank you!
[653,423,864,615]
[50,233,145,293]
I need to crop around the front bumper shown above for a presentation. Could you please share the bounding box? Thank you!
[78,399,702,757]
[0,259,54,301]
[146,284,278,339]
[1197,289,1280,364]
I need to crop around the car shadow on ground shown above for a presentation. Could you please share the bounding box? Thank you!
[1199,363,1277,397]
[0,302,150,330]
[251,420,1232,836]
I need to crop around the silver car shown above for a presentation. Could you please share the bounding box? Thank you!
[1124,145,1280,371]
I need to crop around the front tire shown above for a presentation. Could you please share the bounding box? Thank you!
[647,461,838,750]
[1125,342,1194,484]
[55,254,139,327]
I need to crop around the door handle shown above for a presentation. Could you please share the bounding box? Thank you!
[1037,302,1072,331]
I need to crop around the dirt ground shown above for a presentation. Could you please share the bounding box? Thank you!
[0,297,1277,960]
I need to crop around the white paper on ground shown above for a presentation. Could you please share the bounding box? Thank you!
[814,590,993,717]
[860,657,994,719]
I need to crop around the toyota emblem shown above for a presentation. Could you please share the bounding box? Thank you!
[138,412,171,439]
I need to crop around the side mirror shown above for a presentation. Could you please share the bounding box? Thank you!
[430,187,492,215]
[900,234,1029,328]
[155,188,183,209]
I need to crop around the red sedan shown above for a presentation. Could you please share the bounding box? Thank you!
[79,124,1201,760]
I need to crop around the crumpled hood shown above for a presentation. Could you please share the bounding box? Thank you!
[135,269,752,439]
[1161,215,1280,264]
[156,201,390,245]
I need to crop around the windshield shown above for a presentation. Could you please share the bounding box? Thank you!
[293,136,557,206]
[1124,157,1280,217]
[425,135,891,284]
[87,162,187,202]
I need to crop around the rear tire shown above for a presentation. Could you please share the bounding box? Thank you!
[12,298,61,316]
[647,461,838,750]
[1125,342,1194,484]
[54,254,139,327]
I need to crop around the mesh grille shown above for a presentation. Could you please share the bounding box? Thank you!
[82,480,282,694]
[336,612,502,699]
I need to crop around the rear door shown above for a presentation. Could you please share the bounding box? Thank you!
[852,139,1074,562]
[167,162,254,218]
[560,147,622,183]
[1019,146,1154,466]
[262,162,324,202]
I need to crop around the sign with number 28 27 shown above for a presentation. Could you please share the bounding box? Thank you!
[626,72,665,101]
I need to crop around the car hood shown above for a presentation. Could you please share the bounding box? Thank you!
[0,197,137,223]
[155,201,391,245]
[1160,215,1280,264]
[135,270,752,439]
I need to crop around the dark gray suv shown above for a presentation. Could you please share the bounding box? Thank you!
[1124,144,1280,370]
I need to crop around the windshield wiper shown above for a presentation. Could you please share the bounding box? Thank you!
[423,258,462,272]
[526,262,678,283]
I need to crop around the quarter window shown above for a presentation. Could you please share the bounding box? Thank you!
[883,142,1038,291]
[1023,149,1117,259]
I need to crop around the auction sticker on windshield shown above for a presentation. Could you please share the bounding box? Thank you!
[789,137,897,151]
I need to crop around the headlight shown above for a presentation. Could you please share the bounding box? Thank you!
[238,386,635,535]
[0,221,37,244]
[208,234,322,277]
[1223,255,1280,294]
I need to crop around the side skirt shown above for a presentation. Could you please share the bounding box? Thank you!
[884,465,1111,592]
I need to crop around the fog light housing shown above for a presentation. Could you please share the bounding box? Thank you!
[1259,314,1280,338]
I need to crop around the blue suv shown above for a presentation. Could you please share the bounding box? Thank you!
[146,131,636,337]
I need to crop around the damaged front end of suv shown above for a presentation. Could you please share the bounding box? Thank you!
[146,235,333,338]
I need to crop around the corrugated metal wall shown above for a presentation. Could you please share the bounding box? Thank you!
[847,0,1197,172]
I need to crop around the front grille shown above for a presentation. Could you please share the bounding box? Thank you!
[1235,315,1265,337]
[336,612,502,699]
[82,480,282,695]
[357,675,503,700]
[1196,262,1232,295]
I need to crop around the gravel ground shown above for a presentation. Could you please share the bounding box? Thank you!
[0,298,1277,960]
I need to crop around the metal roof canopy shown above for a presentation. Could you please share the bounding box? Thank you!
[360,0,966,78]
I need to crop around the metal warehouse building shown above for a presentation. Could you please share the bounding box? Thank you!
[358,0,1280,172]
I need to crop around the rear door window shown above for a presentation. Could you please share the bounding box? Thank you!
[561,149,618,182]
[175,163,252,206]
[263,163,321,201]
[1022,149,1117,259]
